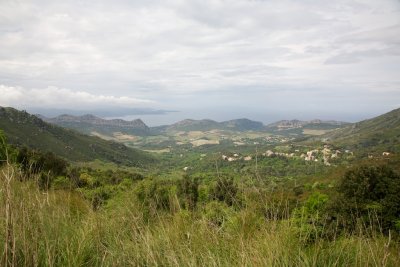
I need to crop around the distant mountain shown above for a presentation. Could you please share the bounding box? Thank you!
[264,119,350,136]
[165,119,221,131]
[0,107,154,166]
[221,118,264,131]
[163,118,264,132]
[322,108,400,153]
[42,114,151,136]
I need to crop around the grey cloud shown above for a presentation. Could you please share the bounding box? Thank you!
[325,46,400,65]
[343,24,400,45]
[324,53,363,65]
[0,85,154,109]
[0,0,399,121]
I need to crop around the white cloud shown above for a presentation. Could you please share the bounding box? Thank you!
[0,85,153,109]
[0,0,399,119]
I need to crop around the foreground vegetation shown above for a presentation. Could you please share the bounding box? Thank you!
[1,107,400,266]
[1,139,400,266]
[1,163,400,266]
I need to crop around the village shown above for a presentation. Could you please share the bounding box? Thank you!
[219,144,356,166]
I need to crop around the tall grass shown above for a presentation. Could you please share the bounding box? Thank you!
[1,165,399,266]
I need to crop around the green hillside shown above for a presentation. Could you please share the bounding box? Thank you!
[322,109,400,153]
[163,118,264,132]
[43,114,151,136]
[264,119,350,136]
[221,118,264,131]
[324,108,400,153]
[0,107,154,166]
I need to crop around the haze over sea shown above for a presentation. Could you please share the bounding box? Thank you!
[107,107,386,127]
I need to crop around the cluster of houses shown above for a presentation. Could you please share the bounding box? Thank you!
[261,145,355,166]
[216,144,392,168]
[264,136,292,143]
[230,136,294,147]
[263,150,295,158]
[369,152,391,158]
[221,154,252,162]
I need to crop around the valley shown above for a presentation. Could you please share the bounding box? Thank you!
[39,112,350,161]
[2,1,399,265]
[1,106,400,266]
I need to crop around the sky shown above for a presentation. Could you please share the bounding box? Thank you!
[0,0,399,125]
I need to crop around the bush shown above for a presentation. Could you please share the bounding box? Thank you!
[211,176,238,206]
[16,148,68,178]
[292,192,329,243]
[177,175,199,210]
[203,201,234,228]
[52,176,73,190]
[134,179,177,216]
[329,165,400,233]
[0,130,7,163]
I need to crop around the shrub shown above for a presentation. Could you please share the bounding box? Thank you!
[40,152,68,176]
[304,191,329,213]
[52,176,73,190]
[16,148,68,178]
[177,175,199,210]
[79,172,96,188]
[292,192,329,243]
[134,179,177,216]
[38,172,52,190]
[0,129,7,163]
[203,201,234,228]
[211,176,238,206]
[329,165,400,233]
[91,187,112,210]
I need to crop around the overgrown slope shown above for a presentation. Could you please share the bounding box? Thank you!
[163,118,264,132]
[0,107,154,166]
[323,107,400,153]
[264,119,350,136]
[42,114,151,136]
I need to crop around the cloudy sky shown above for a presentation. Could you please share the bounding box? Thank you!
[0,0,399,125]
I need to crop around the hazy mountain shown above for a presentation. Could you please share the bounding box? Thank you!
[221,118,264,131]
[42,114,151,136]
[165,119,221,131]
[162,118,264,132]
[264,119,350,136]
[0,107,154,166]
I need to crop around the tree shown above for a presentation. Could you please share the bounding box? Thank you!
[0,130,6,164]
[330,165,400,232]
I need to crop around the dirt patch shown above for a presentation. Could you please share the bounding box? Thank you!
[302,129,328,136]
[191,139,220,147]
[91,131,113,140]
[113,132,137,141]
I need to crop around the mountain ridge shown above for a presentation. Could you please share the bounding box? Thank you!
[42,114,150,136]
[0,107,154,166]
[159,118,265,132]
[321,107,400,153]
[42,113,352,136]
[265,119,350,129]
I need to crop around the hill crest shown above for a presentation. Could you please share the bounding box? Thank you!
[44,114,149,129]
[0,107,154,166]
